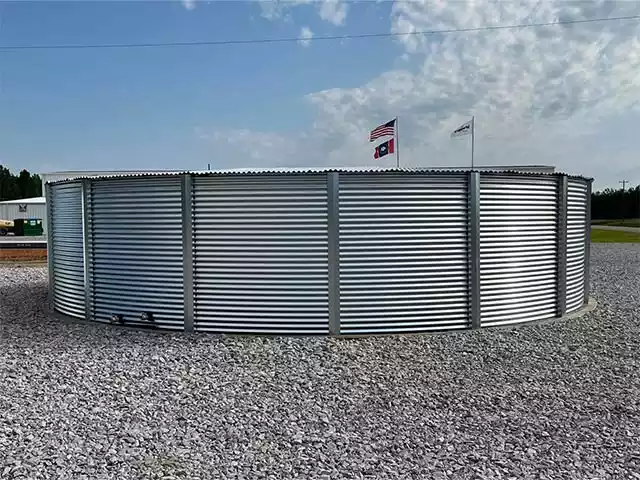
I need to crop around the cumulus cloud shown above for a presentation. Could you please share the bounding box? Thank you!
[312,1,640,130]
[207,0,640,187]
[318,0,348,26]
[299,26,313,47]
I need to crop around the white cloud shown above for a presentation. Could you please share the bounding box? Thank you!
[206,0,640,188]
[298,26,313,47]
[181,0,196,11]
[259,0,348,26]
[318,0,348,26]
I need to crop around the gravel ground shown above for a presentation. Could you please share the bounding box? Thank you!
[1,244,639,480]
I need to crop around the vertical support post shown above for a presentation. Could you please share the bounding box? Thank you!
[556,174,568,317]
[468,171,481,329]
[45,183,55,311]
[471,116,475,169]
[395,116,400,169]
[81,179,92,322]
[327,172,341,336]
[583,179,592,305]
[182,174,194,333]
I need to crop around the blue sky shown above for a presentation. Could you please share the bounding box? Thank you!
[0,1,398,172]
[1,0,640,190]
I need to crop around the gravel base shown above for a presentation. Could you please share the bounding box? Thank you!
[1,244,639,479]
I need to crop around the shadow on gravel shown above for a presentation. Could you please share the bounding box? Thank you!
[0,273,200,352]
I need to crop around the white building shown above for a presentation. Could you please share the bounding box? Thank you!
[0,196,47,223]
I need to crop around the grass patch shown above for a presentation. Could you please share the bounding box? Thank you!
[592,218,640,228]
[591,229,640,243]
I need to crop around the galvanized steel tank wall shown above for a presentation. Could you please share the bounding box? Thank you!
[192,175,329,334]
[47,182,85,319]
[88,177,185,330]
[338,174,470,334]
[46,171,592,335]
[479,175,559,327]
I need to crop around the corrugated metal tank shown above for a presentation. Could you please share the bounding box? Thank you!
[46,170,592,335]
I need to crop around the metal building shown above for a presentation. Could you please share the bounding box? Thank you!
[46,168,591,335]
[0,196,47,222]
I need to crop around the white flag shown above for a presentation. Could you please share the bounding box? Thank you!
[451,119,473,137]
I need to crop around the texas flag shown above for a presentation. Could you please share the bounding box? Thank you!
[374,138,395,159]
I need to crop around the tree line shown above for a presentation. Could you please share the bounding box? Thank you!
[0,165,43,202]
[591,185,639,220]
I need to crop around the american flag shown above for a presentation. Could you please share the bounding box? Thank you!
[369,119,396,142]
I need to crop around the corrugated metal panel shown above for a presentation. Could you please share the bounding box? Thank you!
[566,179,588,313]
[193,175,329,334]
[50,183,85,319]
[88,177,184,329]
[480,175,558,326]
[339,174,470,334]
[0,203,46,222]
[46,166,581,184]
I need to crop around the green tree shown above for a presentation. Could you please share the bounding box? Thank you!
[592,185,640,220]
[17,169,32,198]
[0,165,41,201]
[0,166,19,201]
[31,174,43,197]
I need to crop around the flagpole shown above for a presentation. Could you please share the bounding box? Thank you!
[471,116,475,169]
[395,116,400,168]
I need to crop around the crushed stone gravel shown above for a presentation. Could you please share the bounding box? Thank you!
[0,243,638,479]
